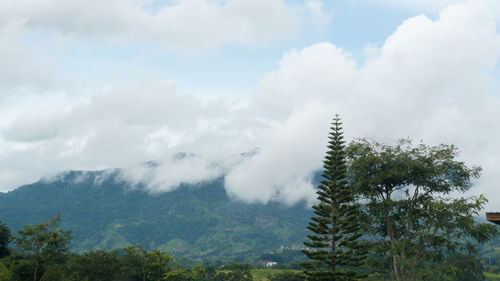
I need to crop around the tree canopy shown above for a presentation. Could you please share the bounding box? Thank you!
[347,139,497,281]
[0,221,10,259]
[13,214,72,281]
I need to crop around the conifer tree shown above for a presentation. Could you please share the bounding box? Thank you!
[302,115,366,281]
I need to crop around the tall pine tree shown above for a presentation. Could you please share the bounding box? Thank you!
[302,115,366,281]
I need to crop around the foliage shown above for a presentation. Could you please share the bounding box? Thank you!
[366,255,486,281]
[214,266,253,281]
[0,171,312,260]
[66,249,122,281]
[0,261,10,281]
[163,264,251,281]
[302,116,366,280]
[122,245,173,281]
[163,268,198,281]
[347,139,497,281]
[484,272,500,281]
[13,214,71,281]
[0,220,10,259]
[421,255,486,281]
[269,271,305,281]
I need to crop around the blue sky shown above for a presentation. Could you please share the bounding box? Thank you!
[42,1,419,97]
[0,0,499,209]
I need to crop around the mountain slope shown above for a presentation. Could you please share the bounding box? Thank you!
[0,168,313,260]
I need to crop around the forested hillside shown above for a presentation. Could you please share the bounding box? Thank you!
[0,167,312,261]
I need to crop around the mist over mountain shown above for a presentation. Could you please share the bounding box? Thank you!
[0,157,314,261]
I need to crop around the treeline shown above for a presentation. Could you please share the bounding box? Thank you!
[0,215,491,281]
[0,215,262,281]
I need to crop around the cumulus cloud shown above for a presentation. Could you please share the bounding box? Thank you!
[1,1,499,210]
[224,0,500,206]
[225,102,330,205]
[0,0,328,48]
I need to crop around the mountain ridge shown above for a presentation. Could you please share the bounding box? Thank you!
[0,164,313,261]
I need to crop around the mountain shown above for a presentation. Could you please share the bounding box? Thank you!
[0,161,313,262]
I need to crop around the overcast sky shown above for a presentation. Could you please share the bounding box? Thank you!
[0,0,499,210]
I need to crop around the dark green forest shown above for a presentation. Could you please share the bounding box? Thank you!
[0,170,312,261]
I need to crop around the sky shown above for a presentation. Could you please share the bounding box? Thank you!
[0,0,499,210]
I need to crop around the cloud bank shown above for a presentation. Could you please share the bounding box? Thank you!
[0,0,329,48]
[0,1,499,210]
[225,0,500,206]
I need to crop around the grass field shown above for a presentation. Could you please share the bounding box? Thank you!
[485,272,500,281]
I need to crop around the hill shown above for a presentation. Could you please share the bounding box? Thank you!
[0,161,313,262]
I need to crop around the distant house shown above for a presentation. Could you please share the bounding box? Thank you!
[265,261,278,267]
[257,260,278,267]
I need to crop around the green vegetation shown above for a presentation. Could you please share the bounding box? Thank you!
[303,116,366,280]
[485,272,500,281]
[0,213,493,281]
[0,216,271,281]
[0,173,311,261]
[0,220,10,259]
[13,214,71,281]
[1,118,499,280]
[347,138,497,280]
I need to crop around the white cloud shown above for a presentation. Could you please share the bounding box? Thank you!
[225,102,330,205]
[224,0,500,207]
[305,0,333,27]
[372,0,466,11]
[0,19,59,93]
[0,0,499,211]
[116,153,225,193]
[0,0,327,48]
[0,82,242,190]
[254,43,357,119]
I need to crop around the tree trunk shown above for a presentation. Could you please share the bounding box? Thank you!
[33,265,38,281]
[385,206,402,281]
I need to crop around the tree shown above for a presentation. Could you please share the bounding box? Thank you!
[269,271,305,281]
[0,260,10,281]
[14,214,72,281]
[163,268,197,281]
[122,245,172,281]
[66,249,122,281]
[302,115,366,280]
[347,139,498,281]
[0,221,10,259]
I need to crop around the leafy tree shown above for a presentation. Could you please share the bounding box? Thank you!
[365,254,486,281]
[269,271,305,281]
[163,268,197,281]
[212,268,252,281]
[347,139,497,281]
[0,260,10,281]
[13,214,71,281]
[66,249,121,281]
[302,116,366,280]
[0,221,10,259]
[122,245,172,281]
[419,255,486,281]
